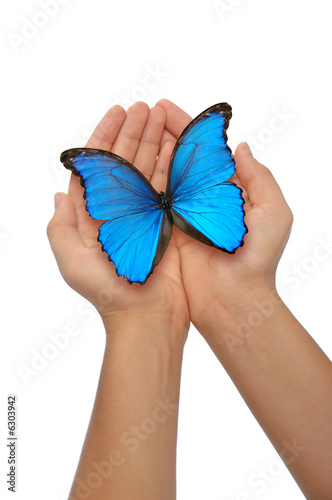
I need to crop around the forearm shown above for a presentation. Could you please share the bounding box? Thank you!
[200,287,332,499]
[69,322,185,500]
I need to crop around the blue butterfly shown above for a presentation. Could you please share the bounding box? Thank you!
[60,103,247,284]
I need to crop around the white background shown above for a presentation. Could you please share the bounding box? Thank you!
[1,0,332,499]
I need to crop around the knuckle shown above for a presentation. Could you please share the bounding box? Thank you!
[280,204,294,228]
[61,259,79,288]
[286,207,294,226]
[46,218,55,239]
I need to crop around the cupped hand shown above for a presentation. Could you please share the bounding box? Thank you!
[156,99,293,332]
[47,102,189,340]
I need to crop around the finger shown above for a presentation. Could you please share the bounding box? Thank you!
[68,174,94,237]
[69,105,126,224]
[234,142,290,210]
[133,106,166,179]
[156,98,192,137]
[111,101,149,163]
[161,128,177,145]
[150,139,175,192]
[85,105,127,150]
[226,166,250,208]
[47,193,84,277]
[66,174,102,244]
[68,174,85,211]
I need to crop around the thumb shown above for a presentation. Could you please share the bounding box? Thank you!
[234,142,287,208]
[47,193,83,270]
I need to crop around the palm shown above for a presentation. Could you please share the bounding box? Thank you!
[156,99,292,329]
[74,215,185,319]
[176,165,291,326]
[173,173,254,322]
[52,103,189,329]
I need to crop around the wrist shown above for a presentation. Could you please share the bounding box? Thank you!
[103,316,186,400]
[102,309,189,352]
[195,282,283,345]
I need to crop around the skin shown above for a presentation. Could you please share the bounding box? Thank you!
[48,103,189,500]
[156,99,332,499]
[47,100,332,499]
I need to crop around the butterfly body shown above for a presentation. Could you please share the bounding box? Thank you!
[158,191,173,221]
[61,103,248,284]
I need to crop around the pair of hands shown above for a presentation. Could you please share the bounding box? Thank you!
[47,99,293,344]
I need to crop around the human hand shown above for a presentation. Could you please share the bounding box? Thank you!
[156,99,293,335]
[47,102,189,342]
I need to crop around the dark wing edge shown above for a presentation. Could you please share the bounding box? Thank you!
[97,212,173,285]
[60,147,161,201]
[166,103,233,198]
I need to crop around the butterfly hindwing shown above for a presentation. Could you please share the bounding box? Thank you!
[168,103,247,252]
[60,148,172,284]
[171,182,247,253]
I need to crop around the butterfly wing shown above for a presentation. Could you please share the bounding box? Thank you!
[60,148,172,284]
[168,103,247,253]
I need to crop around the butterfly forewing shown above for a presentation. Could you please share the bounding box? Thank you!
[167,103,247,253]
[167,103,235,199]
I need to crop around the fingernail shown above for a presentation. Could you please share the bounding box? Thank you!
[54,192,64,211]
[242,142,253,157]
